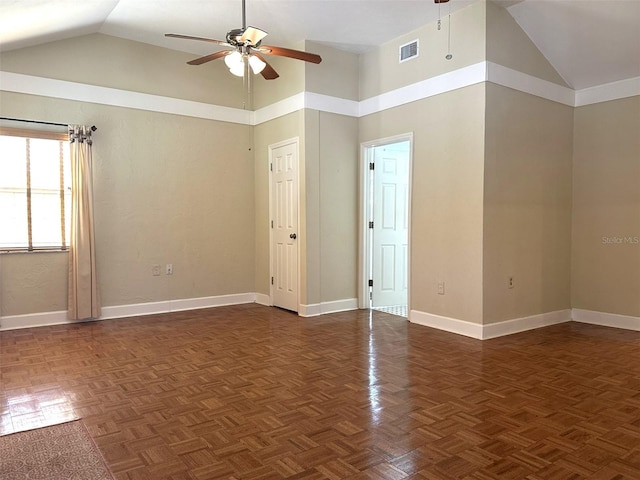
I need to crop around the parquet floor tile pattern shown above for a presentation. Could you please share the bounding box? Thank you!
[2,305,640,479]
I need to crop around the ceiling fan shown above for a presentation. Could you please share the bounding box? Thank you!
[165,0,322,80]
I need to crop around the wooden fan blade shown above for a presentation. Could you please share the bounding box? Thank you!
[253,53,279,80]
[240,26,268,45]
[165,33,229,46]
[187,50,230,66]
[260,45,322,64]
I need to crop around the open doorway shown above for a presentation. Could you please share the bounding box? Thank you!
[360,134,412,318]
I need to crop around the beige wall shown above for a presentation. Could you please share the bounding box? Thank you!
[253,43,306,110]
[0,34,255,318]
[303,110,321,305]
[0,91,255,316]
[304,42,359,101]
[0,253,68,316]
[0,34,245,107]
[318,112,359,303]
[360,84,486,324]
[572,96,640,317]
[356,2,494,323]
[253,41,358,116]
[252,111,304,297]
[2,3,639,327]
[298,110,359,306]
[485,1,568,87]
[246,43,360,307]
[483,84,573,324]
[252,108,360,308]
[359,1,486,101]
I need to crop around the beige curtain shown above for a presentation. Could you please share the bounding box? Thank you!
[68,125,101,320]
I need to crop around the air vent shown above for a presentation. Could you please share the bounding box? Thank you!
[399,40,419,63]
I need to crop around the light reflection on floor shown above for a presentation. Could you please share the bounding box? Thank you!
[0,388,78,435]
[368,310,382,426]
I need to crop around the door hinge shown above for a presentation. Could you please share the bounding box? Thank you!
[270,163,273,171]
[368,279,373,287]
[271,276,274,285]
[271,220,273,228]
[369,221,374,229]
[369,162,375,170]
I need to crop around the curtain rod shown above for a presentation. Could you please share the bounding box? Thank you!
[0,117,97,131]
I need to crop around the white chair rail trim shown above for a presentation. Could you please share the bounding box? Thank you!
[2,67,638,126]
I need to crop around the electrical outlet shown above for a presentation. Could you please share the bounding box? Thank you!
[152,264,161,276]
[508,276,514,289]
[437,281,445,295]
[166,263,173,275]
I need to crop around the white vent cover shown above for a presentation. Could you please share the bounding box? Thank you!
[399,40,419,63]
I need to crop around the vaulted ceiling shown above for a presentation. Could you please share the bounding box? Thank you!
[1,0,639,90]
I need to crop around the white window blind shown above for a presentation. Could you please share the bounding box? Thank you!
[0,127,71,251]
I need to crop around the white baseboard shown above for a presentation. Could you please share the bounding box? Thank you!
[254,293,271,306]
[299,298,358,317]
[0,295,359,330]
[0,293,258,331]
[0,310,71,331]
[100,301,174,320]
[572,308,640,331]
[409,310,484,339]
[4,301,636,337]
[410,309,572,340]
[482,309,571,339]
[101,293,256,319]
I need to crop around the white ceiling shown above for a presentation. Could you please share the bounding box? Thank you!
[1,0,639,90]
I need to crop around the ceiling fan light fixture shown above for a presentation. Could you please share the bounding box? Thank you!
[224,50,245,76]
[229,62,245,77]
[248,54,266,74]
[224,50,243,69]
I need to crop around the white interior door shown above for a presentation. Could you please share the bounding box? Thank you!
[271,141,299,312]
[371,142,409,308]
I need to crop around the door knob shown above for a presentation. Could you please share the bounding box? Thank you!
[290,233,297,239]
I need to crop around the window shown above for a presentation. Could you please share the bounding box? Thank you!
[0,128,71,251]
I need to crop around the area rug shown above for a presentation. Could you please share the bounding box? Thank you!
[0,420,114,480]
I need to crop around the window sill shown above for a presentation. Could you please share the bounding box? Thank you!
[0,249,69,255]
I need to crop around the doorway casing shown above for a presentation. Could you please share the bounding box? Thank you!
[358,133,414,313]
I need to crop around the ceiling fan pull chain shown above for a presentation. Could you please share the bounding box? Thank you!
[446,2,453,60]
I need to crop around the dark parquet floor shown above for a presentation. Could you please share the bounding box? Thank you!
[2,304,640,479]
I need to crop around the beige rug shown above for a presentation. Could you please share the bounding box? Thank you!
[0,420,114,480]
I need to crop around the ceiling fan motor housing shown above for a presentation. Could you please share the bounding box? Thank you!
[227,28,244,45]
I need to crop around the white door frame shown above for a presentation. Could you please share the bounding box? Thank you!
[358,133,414,311]
[269,137,301,311]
